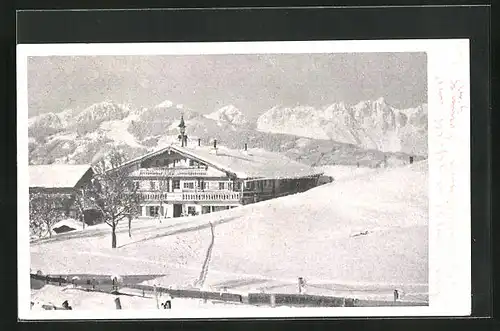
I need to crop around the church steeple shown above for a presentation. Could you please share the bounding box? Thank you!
[177,115,188,147]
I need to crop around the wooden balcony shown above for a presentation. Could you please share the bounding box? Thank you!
[132,167,208,177]
[139,190,242,202]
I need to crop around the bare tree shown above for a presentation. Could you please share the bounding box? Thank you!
[29,192,66,238]
[127,202,142,238]
[73,188,87,230]
[85,149,142,248]
[73,176,102,230]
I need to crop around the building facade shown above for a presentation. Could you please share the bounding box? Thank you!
[29,164,100,224]
[116,118,323,219]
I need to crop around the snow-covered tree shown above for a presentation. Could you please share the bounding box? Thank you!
[73,181,96,230]
[29,192,66,238]
[85,149,142,248]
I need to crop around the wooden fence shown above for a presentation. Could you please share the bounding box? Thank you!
[30,273,427,308]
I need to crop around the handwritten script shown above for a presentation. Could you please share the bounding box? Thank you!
[436,78,467,130]
[435,77,468,210]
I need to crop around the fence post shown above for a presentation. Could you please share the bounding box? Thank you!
[298,277,305,294]
[114,297,122,310]
[154,285,159,309]
[270,294,276,308]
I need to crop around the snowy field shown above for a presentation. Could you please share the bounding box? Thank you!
[31,162,428,305]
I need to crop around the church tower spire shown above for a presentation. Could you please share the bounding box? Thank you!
[178,115,187,147]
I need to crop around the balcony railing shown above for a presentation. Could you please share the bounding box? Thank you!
[140,191,242,202]
[133,167,208,177]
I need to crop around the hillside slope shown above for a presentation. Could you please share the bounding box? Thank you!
[31,162,428,299]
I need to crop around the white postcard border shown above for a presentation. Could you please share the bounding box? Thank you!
[17,39,471,319]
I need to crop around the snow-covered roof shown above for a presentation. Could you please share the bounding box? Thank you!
[29,164,93,189]
[118,144,323,180]
[176,145,323,179]
[53,218,83,230]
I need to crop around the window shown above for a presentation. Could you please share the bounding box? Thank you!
[202,181,208,190]
[189,159,196,167]
[150,181,156,190]
[173,180,180,189]
[187,206,196,215]
[219,182,226,190]
[183,182,194,189]
[135,181,140,190]
[149,206,159,217]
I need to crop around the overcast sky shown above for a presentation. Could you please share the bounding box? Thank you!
[27,53,427,119]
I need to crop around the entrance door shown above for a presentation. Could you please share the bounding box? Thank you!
[173,204,182,218]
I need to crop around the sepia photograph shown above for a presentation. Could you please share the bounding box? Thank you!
[17,40,471,319]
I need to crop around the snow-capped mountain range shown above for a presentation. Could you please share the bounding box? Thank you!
[256,97,427,155]
[27,98,427,167]
[205,104,250,127]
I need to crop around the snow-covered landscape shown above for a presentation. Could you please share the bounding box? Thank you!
[25,52,429,313]
[31,161,428,308]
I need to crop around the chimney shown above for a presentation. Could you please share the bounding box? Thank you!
[210,139,218,155]
[198,138,201,147]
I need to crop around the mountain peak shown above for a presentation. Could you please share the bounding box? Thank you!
[155,100,174,108]
[205,105,248,126]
